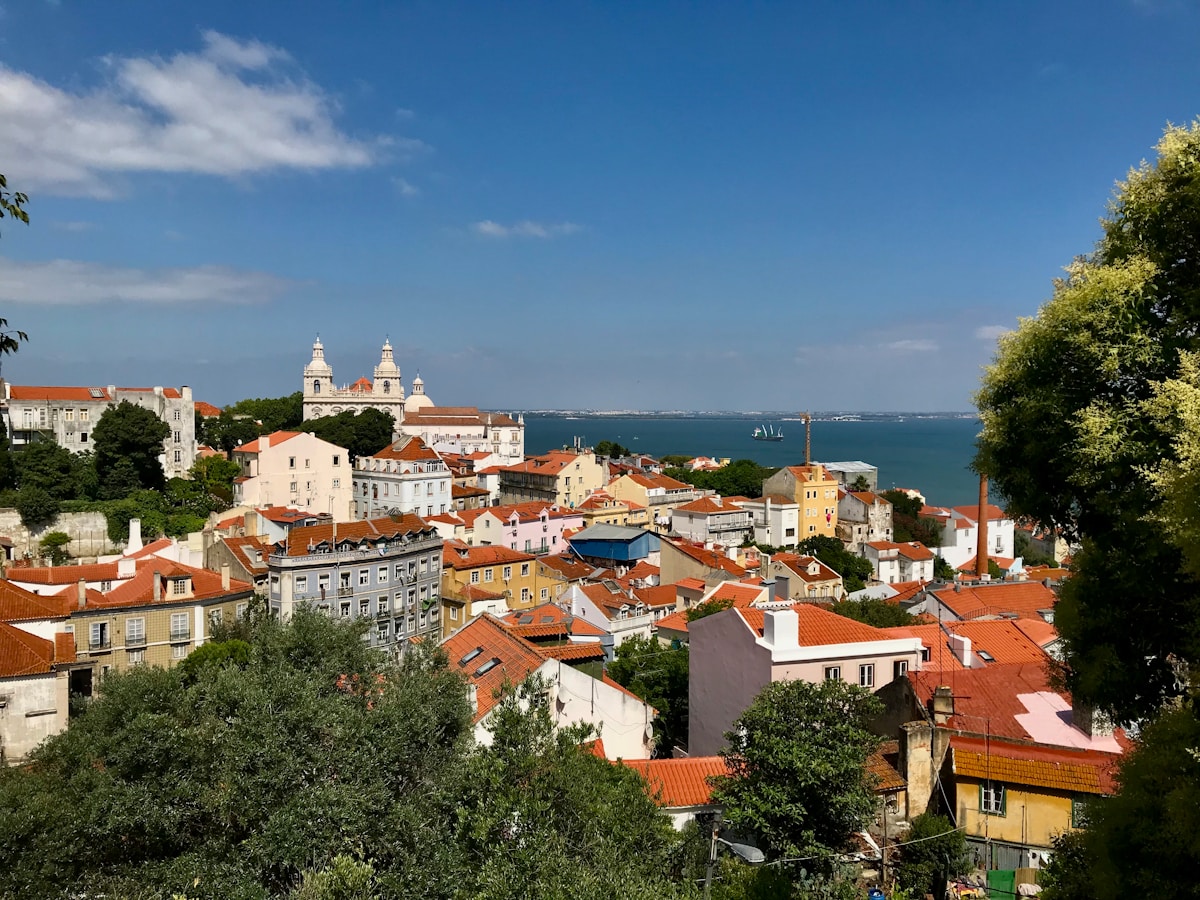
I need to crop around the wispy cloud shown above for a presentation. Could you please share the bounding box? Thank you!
[0,31,406,196]
[471,220,581,239]
[886,338,938,352]
[392,176,420,197]
[974,325,1011,341]
[0,257,290,305]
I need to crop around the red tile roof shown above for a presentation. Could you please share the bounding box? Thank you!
[736,603,894,646]
[236,431,301,454]
[866,540,935,561]
[537,555,595,581]
[706,581,766,607]
[79,560,252,610]
[542,642,606,662]
[223,536,272,575]
[623,756,728,807]
[194,401,223,417]
[9,385,111,401]
[654,609,691,635]
[908,663,1071,743]
[0,622,62,677]
[620,472,693,492]
[772,553,842,584]
[443,541,536,569]
[633,584,678,608]
[403,407,519,428]
[931,582,1057,621]
[883,620,1050,671]
[278,514,433,556]
[674,496,746,515]
[676,577,706,592]
[867,741,907,793]
[441,615,547,722]
[370,436,441,462]
[951,735,1120,795]
[668,541,747,576]
[0,581,73,622]
[6,561,122,586]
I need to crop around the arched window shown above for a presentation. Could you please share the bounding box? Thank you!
[313,380,321,394]
[383,380,391,394]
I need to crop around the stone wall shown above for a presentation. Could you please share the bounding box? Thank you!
[0,510,115,561]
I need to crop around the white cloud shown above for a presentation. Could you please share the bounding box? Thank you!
[886,339,938,352]
[0,257,289,305]
[392,176,419,197]
[471,220,581,239]
[0,31,400,196]
[974,324,1011,341]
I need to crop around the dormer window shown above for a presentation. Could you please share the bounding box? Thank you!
[171,578,190,596]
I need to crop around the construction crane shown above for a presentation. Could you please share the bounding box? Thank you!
[797,412,812,465]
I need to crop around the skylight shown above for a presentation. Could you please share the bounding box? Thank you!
[473,657,502,676]
[458,647,484,666]
[977,650,996,663]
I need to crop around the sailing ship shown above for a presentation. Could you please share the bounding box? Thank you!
[751,423,784,442]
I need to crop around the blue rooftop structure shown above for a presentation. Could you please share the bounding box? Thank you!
[567,525,659,566]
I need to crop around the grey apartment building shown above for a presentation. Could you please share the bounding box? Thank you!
[267,514,444,650]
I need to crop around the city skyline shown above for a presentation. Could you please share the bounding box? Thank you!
[2,2,1199,408]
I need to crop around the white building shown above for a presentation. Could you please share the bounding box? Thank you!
[303,337,431,424]
[862,540,935,584]
[922,503,1015,570]
[0,622,72,763]
[734,494,801,549]
[232,431,353,520]
[565,581,655,647]
[352,436,452,520]
[3,383,196,479]
[837,490,893,554]
[401,407,525,468]
[671,495,754,545]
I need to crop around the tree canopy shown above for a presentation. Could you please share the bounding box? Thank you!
[794,535,874,594]
[594,440,630,458]
[879,489,942,548]
[92,400,171,497]
[829,598,914,628]
[711,678,883,869]
[975,122,1200,722]
[303,408,395,462]
[605,635,689,755]
[663,459,779,499]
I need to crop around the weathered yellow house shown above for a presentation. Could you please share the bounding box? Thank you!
[606,472,697,533]
[761,464,839,539]
[441,541,554,624]
[575,490,650,529]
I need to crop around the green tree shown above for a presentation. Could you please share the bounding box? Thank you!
[14,485,59,531]
[595,440,631,458]
[225,392,305,434]
[97,456,141,500]
[191,455,241,504]
[209,410,262,454]
[893,813,969,896]
[0,173,29,229]
[933,556,955,580]
[92,401,171,497]
[711,678,883,869]
[795,535,874,594]
[304,408,395,462]
[1040,830,1094,900]
[37,531,71,565]
[687,597,735,621]
[880,490,943,548]
[0,415,16,492]
[974,122,1200,722]
[15,440,83,500]
[829,598,914,628]
[606,635,689,755]
[664,459,779,500]
[849,475,871,492]
[1013,527,1056,568]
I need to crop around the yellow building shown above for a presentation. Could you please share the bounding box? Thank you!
[576,490,650,529]
[761,464,839,539]
[63,560,254,675]
[606,472,697,533]
[496,449,605,508]
[441,541,556,625]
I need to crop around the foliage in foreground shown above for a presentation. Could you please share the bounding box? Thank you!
[0,612,694,900]
[605,634,690,755]
[893,813,969,897]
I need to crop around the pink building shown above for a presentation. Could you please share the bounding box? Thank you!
[473,504,583,555]
[688,605,924,755]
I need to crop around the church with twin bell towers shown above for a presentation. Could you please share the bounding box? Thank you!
[302,337,434,423]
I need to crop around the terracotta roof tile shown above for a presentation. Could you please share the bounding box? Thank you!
[82,560,252,609]
[0,621,59,677]
[736,603,893,645]
[654,609,691,635]
[669,541,747,576]
[441,615,547,721]
[194,400,222,417]
[633,585,678,608]
[443,541,536,569]
[951,735,1120,794]
[0,581,73,622]
[369,436,441,462]
[623,756,728,807]
[932,582,1057,621]
[235,431,302,454]
[7,561,122,586]
[279,514,434,557]
[542,642,606,662]
[867,741,907,793]
[9,385,112,401]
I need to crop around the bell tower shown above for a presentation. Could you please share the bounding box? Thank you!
[303,336,334,418]
[373,338,404,399]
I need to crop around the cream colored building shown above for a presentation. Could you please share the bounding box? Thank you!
[232,431,353,520]
[761,464,840,539]
[607,472,698,533]
[303,337,435,423]
[497,449,605,508]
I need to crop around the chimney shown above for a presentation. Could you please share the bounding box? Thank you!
[152,571,161,603]
[774,573,790,602]
[948,633,973,668]
[128,518,143,554]
[932,685,955,724]
[77,578,87,609]
[1074,703,1114,739]
[261,434,270,450]
[975,475,989,579]
[221,563,231,591]
[763,608,799,651]
[117,557,136,579]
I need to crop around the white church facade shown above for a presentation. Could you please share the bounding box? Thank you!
[302,338,435,423]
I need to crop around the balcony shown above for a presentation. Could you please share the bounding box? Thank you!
[337,586,354,598]
[125,635,146,648]
[169,630,191,643]
[88,638,111,653]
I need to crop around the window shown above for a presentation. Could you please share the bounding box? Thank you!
[858,664,875,688]
[520,563,530,576]
[824,666,841,681]
[484,568,494,583]
[318,573,330,591]
[450,606,459,621]
[80,408,89,421]
[90,621,109,649]
[358,569,370,586]
[128,649,145,666]
[359,598,370,616]
[65,409,75,421]
[1071,796,1090,828]
[377,623,389,643]
[980,783,1006,816]
[524,539,532,552]
[173,409,181,421]
[502,565,512,580]
[79,431,88,443]
[305,458,311,469]
[296,575,308,592]
[173,430,181,443]
[236,602,248,619]
[340,601,351,617]
[920,646,931,663]
[289,457,296,469]
[100,580,112,591]
[520,587,530,603]
[333,455,340,466]
[379,595,389,613]
[170,612,189,640]
[209,609,224,628]
[172,643,188,659]
[125,617,145,646]
[290,481,298,492]
[332,478,341,489]
[893,660,909,680]
[377,566,389,584]
[540,588,548,601]
[174,450,182,463]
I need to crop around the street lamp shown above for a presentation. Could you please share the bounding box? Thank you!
[703,820,765,899]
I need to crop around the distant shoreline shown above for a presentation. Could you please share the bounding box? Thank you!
[514,410,979,422]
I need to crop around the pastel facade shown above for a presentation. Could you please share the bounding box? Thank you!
[765,553,845,600]
[232,431,353,521]
[353,436,452,520]
[688,605,923,755]
[670,495,754,545]
[474,505,577,556]
[441,542,547,614]
[576,491,650,529]
[922,503,1015,570]
[400,407,525,467]
[735,495,801,549]
[565,581,655,648]
[761,464,839,539]
[862,541,935,584]
[498,449,605,507]
[4,383,196,479]
[607,473,698,533]
[268,515,444,651]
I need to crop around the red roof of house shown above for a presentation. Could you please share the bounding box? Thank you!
[278,515,432,557]
[74,560,252,609]
[951,734,1120,795]
[931,581,1057,621]
[623,756,728,807]
[705,581,766,607]
[194,401,222,417]
[223,536,272,575]
[868,741,907,793]
[654,609,691,635]
[620,472,693,492]
[442,615,548,722]
[0,622,64,677]
[443,541,536,569]
[633,584,678,608]
[668,541,747,577]
[347,376,373,392]
[453,484,491,499]
[772,552,842,584]
[402,407,519,428]
[6,561,123,586]
[236,431,301,454]
[674,496,746,515]
[370,436,441,462]
[0,581,73,622]
[9,385,112,401]
[883,620,1050,671]
[866,540,935,561]
[540,642,605,662]
[537,555,595,581]
[676,577,706,592]
[735,603,894,646]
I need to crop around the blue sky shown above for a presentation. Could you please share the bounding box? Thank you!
[1,1,1198,410]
